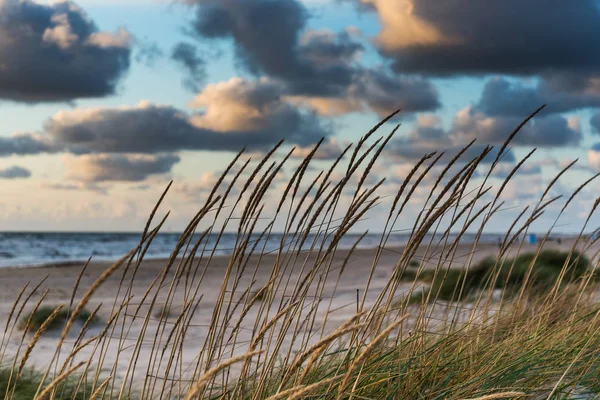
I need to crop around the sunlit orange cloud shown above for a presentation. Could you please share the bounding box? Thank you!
[189,77,285,132]
[285,95,363,117]
[361,0,458,50]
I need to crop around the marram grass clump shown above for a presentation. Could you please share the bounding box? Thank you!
[18,306,99,333]
[1,108,600,399]
[423,249,593,302]
[0,367,102,400]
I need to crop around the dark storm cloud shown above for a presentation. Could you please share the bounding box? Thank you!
[65,153,180,182]
[0,165,31,179]
[355,0,600,77]
[185,0,440,115]
[0,0,132,102]
[191,0,339,94]
[591,112,600,135]
[475,78,600,117]
[171,42,206,92]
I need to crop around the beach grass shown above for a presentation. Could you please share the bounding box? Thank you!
[18,306,99,333]
[400,249,594,302]
[2,108,600,399]
[0,367,106,400]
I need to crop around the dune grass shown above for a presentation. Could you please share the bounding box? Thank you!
[1,108,600,399]
[402,249,594,302]
[18,306,99,333]
[0,367,105,400]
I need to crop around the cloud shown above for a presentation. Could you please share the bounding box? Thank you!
[63,153,180,182]
[291,138,345,160]
[501,177,547,203]
[388,136,512,165]
[0,135,54,157]
[352,70,439,116]
[135,39,164,66]
[186,77,332,147]
[475,78,600,117]
[491,163,542,180]
[38,181,108,195]
[186,0,439,116]
[129,183,151,191]
[386,114,515,164]
[287,70,439,118]
[190,0,341,94]
[173,170,232,199]
[588,144,600,170]
[387,108,581,164]
[298,29,363,70]
[529,157,596,175]
[3,78,331,156]
[171,42,205,92]
[0,0,132,102]
[356,0,453,50]
[451,108,581,148]
[592,112,600,135]
[172,165,287,201]
[0,165,31,179]
[384,162,484,191]
[355,0,600,77]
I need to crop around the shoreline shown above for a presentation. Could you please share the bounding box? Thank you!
[0,233,576,271]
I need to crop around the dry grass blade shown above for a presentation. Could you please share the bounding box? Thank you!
[61,249,135,341]
[489,104,546,170]
[184,350,263,400]
[3,282,28,335]
[33,361,85,400]
[460,392,527,400]
[16,305,64,381]
[88,375,113,400]
[283,316,367,385]
[336,315,409,399]
[266,375,343,400]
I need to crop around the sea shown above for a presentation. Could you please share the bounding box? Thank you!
[0,231,571,268]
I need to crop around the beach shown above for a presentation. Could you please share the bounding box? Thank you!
[0,237,593,394]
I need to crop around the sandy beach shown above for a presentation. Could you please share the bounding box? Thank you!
[0,237,596,395]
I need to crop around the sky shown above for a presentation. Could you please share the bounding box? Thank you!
[0,0,599,233]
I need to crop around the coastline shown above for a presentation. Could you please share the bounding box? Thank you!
[0,238,595,387]
[0,231,578,270]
